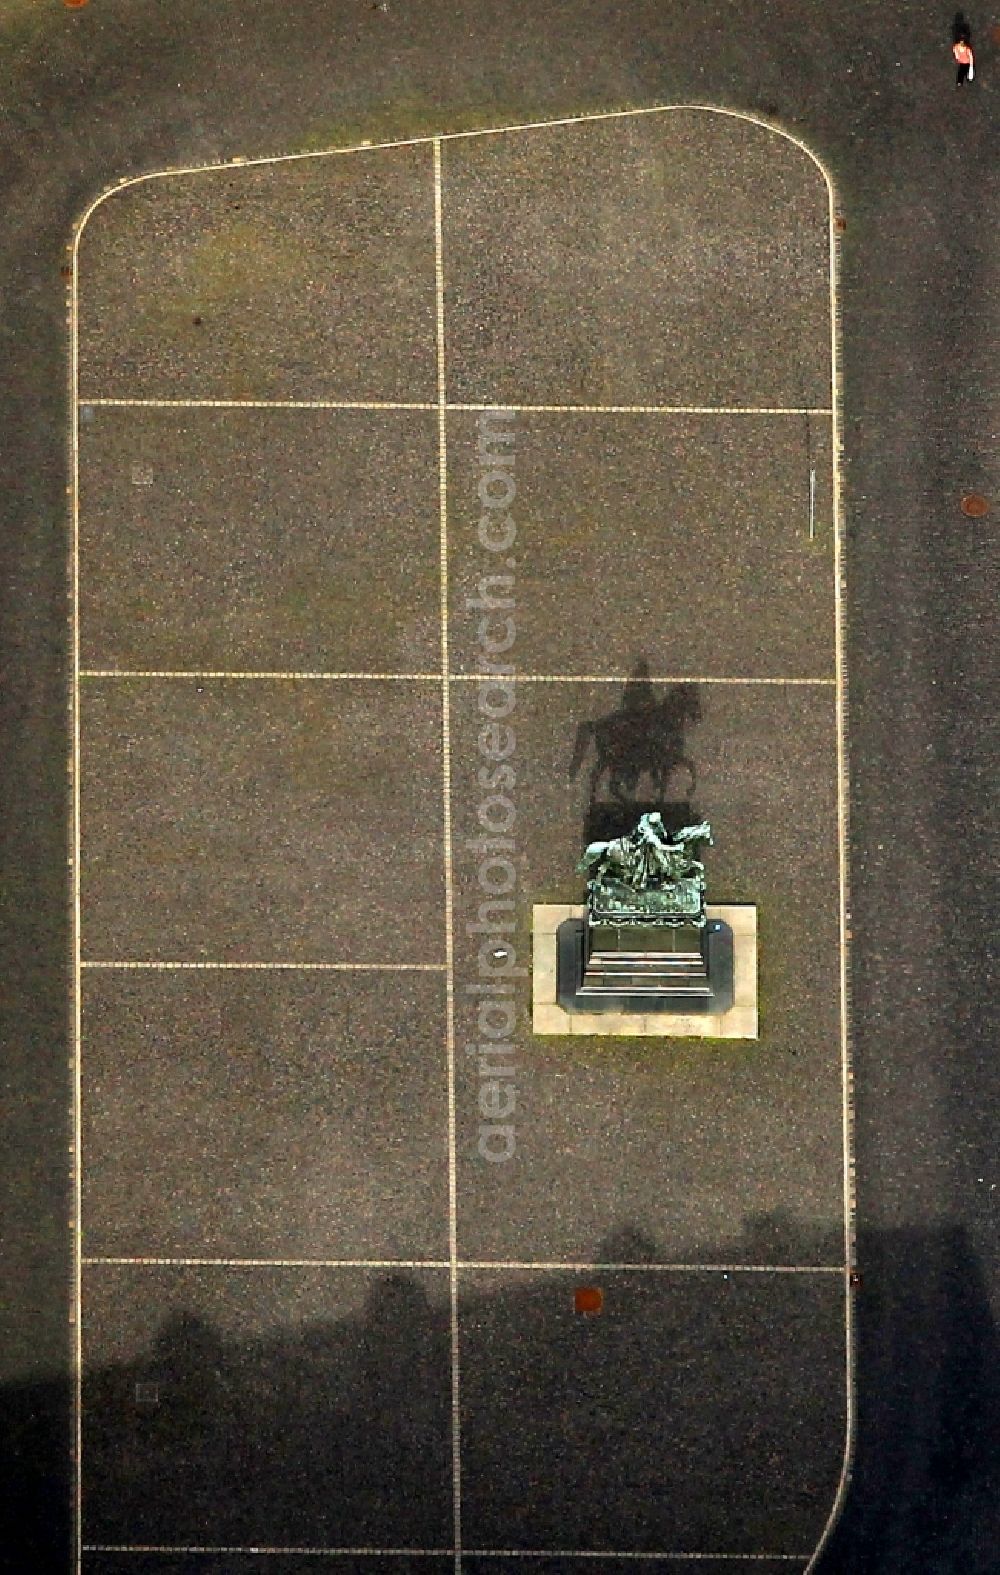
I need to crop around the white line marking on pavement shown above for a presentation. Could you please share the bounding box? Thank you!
[84,1257,451,1270]
[457,1261,845,1274]
[469,1553,807,1563]
[80,669,442,681]
[81,1255,843,1275]
[83,1547,454,1558]
[82,397,437,410]
[800,138,856,1575]
[454,674,835,686]
[66,98,873,219]
[452,402,832,416]
[69,179,84,1575]
[83,1546,808,1563]
[80,960,444,971]
[434,136,464,1575]
[80,395,830,415]
[79,669,835,685]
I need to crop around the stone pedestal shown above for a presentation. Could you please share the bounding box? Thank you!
[533,904,758,1039]
[559,915,732,1014]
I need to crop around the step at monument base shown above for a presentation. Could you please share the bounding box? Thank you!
[558,916,733,1015]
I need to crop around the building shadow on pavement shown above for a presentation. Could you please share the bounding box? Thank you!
[822,1224,1000,1574]
[3,1222,999,1571]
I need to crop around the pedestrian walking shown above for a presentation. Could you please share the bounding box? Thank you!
[953,33,975,85]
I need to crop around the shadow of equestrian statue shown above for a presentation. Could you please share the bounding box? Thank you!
[568,661,702,806]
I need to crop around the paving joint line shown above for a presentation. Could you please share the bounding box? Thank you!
[467,1554,808,1564]
[82,1547,809,1562]
[434,136,464,1575]
[80,669,443,681]
[82,1547,453,1558]
[80,960,445,971]
[84,1257,453,1269]
[70,182,84,1575]
[82,1256,846,1273]
[78,670,836,685]
[806,145,857,1575]
[81,397,438,410]
[80,396,831,415]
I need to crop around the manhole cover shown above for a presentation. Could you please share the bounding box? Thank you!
[574,1286,603,1315]
[961,493,989,518]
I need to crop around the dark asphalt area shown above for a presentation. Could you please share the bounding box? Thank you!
[0,2,997,1572]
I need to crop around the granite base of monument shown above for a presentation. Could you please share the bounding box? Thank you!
[557,915,733,1015]
[532,904,758,1039]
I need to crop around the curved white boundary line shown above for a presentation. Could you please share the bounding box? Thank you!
[69,102,855,1575]
[800,114,856,1575]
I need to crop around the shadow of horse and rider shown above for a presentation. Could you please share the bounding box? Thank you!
[568,660,703,846]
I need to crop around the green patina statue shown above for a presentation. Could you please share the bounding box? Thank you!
[577,813,713,927]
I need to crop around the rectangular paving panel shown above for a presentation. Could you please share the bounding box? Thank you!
[82,1264,453,1550]
[78,406,440,673]
[80,679,444,962]
[81,969,449,1260]
[77,146,438,402]
[458,1268,844,1552]
[449,679,843,1265]
[447,409,834,680]
[441,112,831,408]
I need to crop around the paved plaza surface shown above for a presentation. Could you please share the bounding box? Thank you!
[1,4,997,1574]
[71,110,848,1568]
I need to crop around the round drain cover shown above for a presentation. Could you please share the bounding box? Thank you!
[574,1286,603,1315]
[961,493,989,518]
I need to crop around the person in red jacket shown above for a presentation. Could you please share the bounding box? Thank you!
[953,31,975,85]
